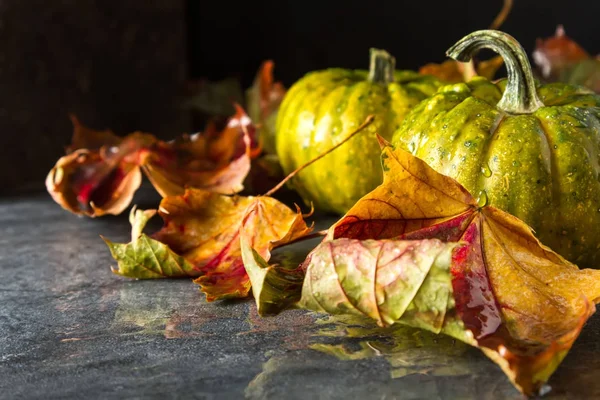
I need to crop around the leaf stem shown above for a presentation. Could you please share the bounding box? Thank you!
[263,115,376,197]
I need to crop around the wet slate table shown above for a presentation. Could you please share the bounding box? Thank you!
[2,190,600,400]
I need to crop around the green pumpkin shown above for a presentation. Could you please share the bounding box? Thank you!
[392,30,600,268]
[275,49,443,214]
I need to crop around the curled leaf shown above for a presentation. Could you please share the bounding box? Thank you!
[245,60,286,155]
[142,104,260,197]
[104,187,313,302]
[103,207,197,278]
[46,136,147,217]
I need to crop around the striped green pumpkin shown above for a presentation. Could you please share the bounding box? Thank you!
[392,30,600,268]
[275,49,443,214]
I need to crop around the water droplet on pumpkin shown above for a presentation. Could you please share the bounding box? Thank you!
[442,124,448,129]
[464,140,472,148]
[477,190,488,207]
[553,145,558,149]
[408,142,416,154]
[512,160,521,167]
[476,113,481,117]
[481,163,492,177]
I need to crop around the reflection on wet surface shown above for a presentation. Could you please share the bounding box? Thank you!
[2,194,600,399]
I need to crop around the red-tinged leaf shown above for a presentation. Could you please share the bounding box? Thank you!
[532,25,600,93]
[142,104,260,197]
[48,106,260,217]
[325,138,600,396]
[532,25,590,81]
[246,60,286,155]
[45,135,149,217]
[104,187,313,302]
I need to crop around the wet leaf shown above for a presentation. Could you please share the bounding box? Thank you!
[103,207,197,278]
[245,60,286,155]
[104,187,313,302]
[298,238,459,332]
[532,25,600,93]
[326,137,600,395]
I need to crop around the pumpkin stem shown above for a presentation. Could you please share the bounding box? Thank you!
[446,30,544,114]
[368,48,396,84]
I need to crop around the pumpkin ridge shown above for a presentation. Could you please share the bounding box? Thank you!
[307,83,356,205]
[534,113,562,231]
[476,112,507,208]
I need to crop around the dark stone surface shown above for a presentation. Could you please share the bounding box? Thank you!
[0,1,189,191]
[2,191,600,399]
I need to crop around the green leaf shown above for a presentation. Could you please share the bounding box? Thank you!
[241,234,305,316]
[298,238,460,332]
[102,207,198,279]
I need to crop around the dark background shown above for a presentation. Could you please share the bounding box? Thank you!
[1,0,599,191]
[188,0,600,87]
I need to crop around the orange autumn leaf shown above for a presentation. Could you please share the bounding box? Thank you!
[246,60,286,155]
[326,137,600,396]
[47,107,259,217]
[532,25,600,93]
[143,104,260,197]
[45,134,151,217]
[105,187,313,301]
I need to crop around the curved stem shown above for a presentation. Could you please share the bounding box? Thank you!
[368,48,395,84]
[446,30,543,114]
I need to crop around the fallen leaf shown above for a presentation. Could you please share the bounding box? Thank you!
[245,60,286,155]
[46,134,150,217]
[327,137,600,395]
[532,25,600,93]
[47,107,259,217]
[103,206,197,278]
[142,104,260,197]
[104,187,313,301]
[243,136,600,396]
